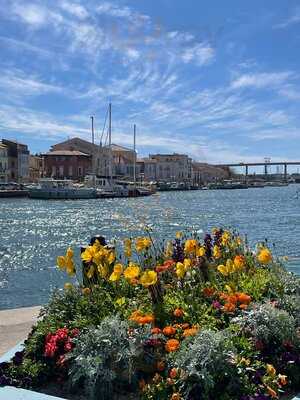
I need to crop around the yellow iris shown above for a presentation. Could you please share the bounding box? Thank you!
[135,237,151,252]
[124,263,140,279]
[233,255,245,271]
[197,246,206,257]
[124,238,132,258]
[140,270,157,287]
[113,263,123,274]
[81,245,97,263]
[213,245,221,259]
[257,247,272,264]
[165,241,173,258]
[57,256,66,270]
[184,239,197,254]
[109,272,121,282]
[108,251,116,264]
[97,264,109,278]
[176,262,186,279]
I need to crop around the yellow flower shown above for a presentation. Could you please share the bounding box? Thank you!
[86,265,95,279]
[140,270,157,287]
[165,241,173,258]
[135,237,152,252]
[66,257,75,276]
[64,282,73,290]
[183,258,192,269]
[66,247,74,258]
[113,263,123,274]
[176,231,182,239]
[124,238,132,258]
[266,364,276,377]
[176,262,186,279]
[217,264,229,276]
[108,251,116,264]
[115,297,126,306]
[97,264,109,278]
[257,247,272,264]
[233,255,246,271]
[213,245,221,259]
[221,231,231,246]
[81,246,96,263]
[109,272,121,282]
[184,239,197,254]
[225,284,233,293]
[197,246,206,257]
[124,263,140,279]
[57,256,66,270]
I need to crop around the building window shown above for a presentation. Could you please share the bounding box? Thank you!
[59,166,64,177]
[51,166,56,176]
[68,166,73,176]
[78,167,83,176]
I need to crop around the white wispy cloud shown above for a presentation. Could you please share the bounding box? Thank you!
[60,1,88,19]
[274,8,300,29]
[182,43,215,66]
[231,72,294,90]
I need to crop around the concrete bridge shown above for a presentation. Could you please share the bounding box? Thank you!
[214,161,300,180]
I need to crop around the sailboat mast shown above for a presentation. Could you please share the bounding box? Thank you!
[133,124,137,192]
[108,103,113,182]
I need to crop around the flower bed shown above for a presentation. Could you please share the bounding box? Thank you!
[0,229,299,400]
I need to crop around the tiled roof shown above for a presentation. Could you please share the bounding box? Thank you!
[44,150,90,156]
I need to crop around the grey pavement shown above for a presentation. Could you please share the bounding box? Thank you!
[0,306,41,356]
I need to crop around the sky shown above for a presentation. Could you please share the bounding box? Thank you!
[0,0,300,166]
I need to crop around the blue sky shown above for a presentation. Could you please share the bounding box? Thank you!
[0,0,300,165]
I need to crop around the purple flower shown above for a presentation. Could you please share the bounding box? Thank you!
[173,239,184,262]
[204,234,212,258]
[212,300,221,309]
[12,351,24,366]
[0,375,11,386]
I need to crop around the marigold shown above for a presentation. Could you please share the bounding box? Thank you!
[163,326,176,336]
[183,328,198,337]
[181,323,190,330]
[171,393,181,400]
[257,247,272,264]
[165,339,180,352]
[173,308,184,318]
[223,302,236,313]
[237,293,251,305]
[138,315,155,325]
[152,327,162,334]
[140,270,157,287]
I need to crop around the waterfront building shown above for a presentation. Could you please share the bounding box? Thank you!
[43,150,92,180]
[148,153,192,182]
[1,139,29,182]
[51,138,136,179]
[29,155,44,182]
[191,162,230,185]
[0,143,9,183]
[136,157,158,181]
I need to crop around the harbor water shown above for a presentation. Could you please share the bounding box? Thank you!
[0,185,300,310]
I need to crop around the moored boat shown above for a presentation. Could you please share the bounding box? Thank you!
[28,179,96,199]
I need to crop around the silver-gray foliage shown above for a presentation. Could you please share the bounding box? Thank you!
[233,303,297,345]
[170,329,236,399]
[67,316,147,400]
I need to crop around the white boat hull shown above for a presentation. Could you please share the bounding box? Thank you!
[29,188,96,199]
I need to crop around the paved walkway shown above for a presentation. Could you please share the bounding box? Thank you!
[0,306,41,356]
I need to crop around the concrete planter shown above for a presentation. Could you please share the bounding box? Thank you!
[0,343,299,400]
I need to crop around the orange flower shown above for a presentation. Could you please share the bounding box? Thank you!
[237,293,251,305]
[156,264,170,273]
[183,327,198,337]
[82,287,91,296]
[173,308,184,318]
[163,326,177,336]
[129,310,142,322]
[233,254,246,270]
[239,304,248,310]
[223,302,236,313]
[138,314,154,325]
[156,360,165,371]
[278,374,288,386]
[171,394,181,400]
[202,287,216,297]
[151,327,162,335]
[165,339,180,352]
[169,368,178,379]
[228,294,238,304]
